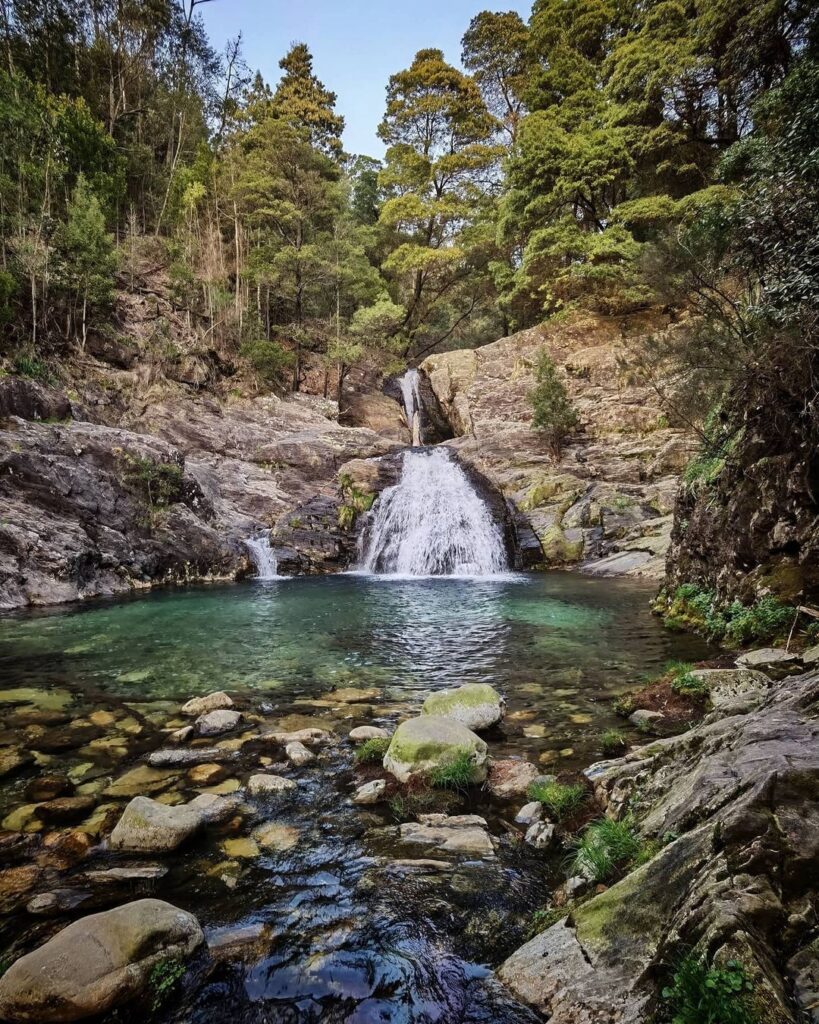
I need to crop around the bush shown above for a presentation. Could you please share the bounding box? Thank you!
[526,780,587,821]
[569,816,649,882]
[600,729,628,755]
[661,953,756,1024]
[241,338,294,387]
[613,694,636,717]
[665,584,794,646]
[354,737,390,764]
[12,353,52,383]
[428,750,476,791]
[122,455,185,510]
[725,596,792,645]
[529,349,580,459]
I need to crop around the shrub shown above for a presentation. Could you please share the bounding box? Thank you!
[529,349,580,459]
[122,455,185,511]
[569,816,648,882]
[12,353,52,383]
[527,780,587,821]
[664,585,794,646]
[600,729,628,755]
[241,338,294,387]
[428,750,476,791]
[148,957,186,1011]
[388,788,459,821]
[661,953,756,1024]
[725,596,792,645]
[354,737,390,764]
[613,694,636,718]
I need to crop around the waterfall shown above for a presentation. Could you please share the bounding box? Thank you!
[244,534,280,580]
[357,448,508,576]
[398,369,422,446]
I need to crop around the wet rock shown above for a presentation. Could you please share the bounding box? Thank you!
[82,865,168,886]
[195,709,242,736]
[689,667,771,713]
[26,889,97,916]
[33,796,96,826]
[169,725,193,743]
[147,747,238,768]
[32,723,104,753]
[285,740,315,766]
[736,647,801,673]
[383,715,488,784]
[24,775,73,802]
[486,759,539,799]
[261,727,334,747]
[325,686,381,703]
[187,763,229,786]
[801,643,819,667]
[253,822,299,851]
[515,801,544,827]
[524,821,557,850]
[0,748,34,779]
[396,814,496,858]
[349,726,390,743]
[41,830,93,869]
[0,831,39,866]
[103,765,180,798]
[247,773,297,797]
[0,898,203,1022]
[207,921,269,953]
[353,779,387,805]
[422,683,505,732]
[628,708,664,727]
[0,865,40,913]
[109,793,236,853]
[221,837,259,859]
[180,691,234,717]
[565,875,591,898]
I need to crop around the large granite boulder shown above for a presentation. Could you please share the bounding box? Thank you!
[383,716,488,784]
[498,669,819,1024]
[422,683,505,731]
[0,898,202,1022]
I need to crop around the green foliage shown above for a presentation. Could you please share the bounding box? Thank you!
[529,349,580,459]
[272,44,345,157]
[569,817,649,883]
[527,906,569,939]
[613,694,636,718]
[600,730,627,756]
[428,750,476,791]
[668,663,709,700]
[354,737,390,764]
[388,787,460,822]
[526,780,587,821]
[666,586,793,646]
[12,354,52,383]
[337,472,376,530]
[121,456,185,512]
[240,339,295,388]
[661,953,756,1024]
[148,957,186,1012]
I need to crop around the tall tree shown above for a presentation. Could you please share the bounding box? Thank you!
[377,48,502,355]
[271,43,345,157]
[461,10,529,142]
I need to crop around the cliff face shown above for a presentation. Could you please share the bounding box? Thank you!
[422,311,696,579]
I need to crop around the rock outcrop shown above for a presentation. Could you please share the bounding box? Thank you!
[422,311,696,578]
[498,668,819,1024]
[0,898,202,1022]
[383,716,489,784]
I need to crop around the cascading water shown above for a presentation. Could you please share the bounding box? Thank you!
[398,369,422,447]
[244,534,280,580]
[357,447,508,576]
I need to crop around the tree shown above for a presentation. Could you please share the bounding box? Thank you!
[54,174,117,348]
[462,10,529,142]
[529,349,579,459]
[377,48,503,355]
[271,43,344,157]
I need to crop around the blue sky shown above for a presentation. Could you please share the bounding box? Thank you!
[200,0,532,158]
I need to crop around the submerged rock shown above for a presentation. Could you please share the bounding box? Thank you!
[109,793,236,853]
[383,715,488,784]
[0,749,34,780]
[0,898,202,1022]
[261,727,333,747]
[180,691,234,717]
[486,759,539,799]
[422,683,506,732]
[147,747,238,768]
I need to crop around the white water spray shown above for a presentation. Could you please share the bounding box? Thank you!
[244,534,280,580]
[398,369,422,447]
[357,448,508,576]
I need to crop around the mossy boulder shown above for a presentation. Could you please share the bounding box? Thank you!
[383,716,488,784]
[421,683,505,731]
[0,898,202,1022]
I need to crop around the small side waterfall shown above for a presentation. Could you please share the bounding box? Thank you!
[398,369,422,447]
[357,448,508,576]
[244,534,280,580]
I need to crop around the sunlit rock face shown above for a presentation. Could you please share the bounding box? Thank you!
[422,310,696,579]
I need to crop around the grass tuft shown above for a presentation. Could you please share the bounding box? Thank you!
[526,780,587,821]
[428,749,476,791]
[568,816,652,883]
[600,729,628,755]
[354,737,390,764]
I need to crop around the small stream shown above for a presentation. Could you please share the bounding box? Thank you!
[0,574,712,1022]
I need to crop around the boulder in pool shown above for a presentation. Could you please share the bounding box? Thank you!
[180,691,233,717]
[421,683,505,732]
[383,716,488,784]
[109,794,236,853]
[0,898,202,1022]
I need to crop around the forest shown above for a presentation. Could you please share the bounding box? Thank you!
[0,0,815,420]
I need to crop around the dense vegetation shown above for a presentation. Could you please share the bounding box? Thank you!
[0,0,816,417]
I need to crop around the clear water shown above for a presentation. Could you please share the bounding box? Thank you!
[0,572,710,767]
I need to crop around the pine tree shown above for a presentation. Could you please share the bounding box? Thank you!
[529,349,579,459]
[272,43,345,157]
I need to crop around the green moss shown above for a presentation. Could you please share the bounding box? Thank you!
[527,906,569,939]
[423,683,500,714]
[337,473,376,530]
[148,957,186,1011]
[540,525,584,564]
